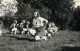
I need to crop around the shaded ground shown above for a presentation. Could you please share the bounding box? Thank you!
[0,29,80,51]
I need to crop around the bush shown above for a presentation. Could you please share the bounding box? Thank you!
[69,6,80,31]
[47,0,74,30]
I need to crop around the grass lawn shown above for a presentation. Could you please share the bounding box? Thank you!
[0,29,80,51]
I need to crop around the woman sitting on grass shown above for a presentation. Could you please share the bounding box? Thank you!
[32,11,48,31]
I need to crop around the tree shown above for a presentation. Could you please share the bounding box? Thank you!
[0,0,18,17]
[42,0,74,30]
[55,0,74,30]
[70,6,80,31]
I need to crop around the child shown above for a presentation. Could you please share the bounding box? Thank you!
[35,27,48,41]
[10,20,18,35]
[20,20,30,34]
[47,22,58,38]
[19,20,26,34]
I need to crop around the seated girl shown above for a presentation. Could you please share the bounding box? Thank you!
[20,20,30,34]
[47,22,58,38]
[10,20,18,35]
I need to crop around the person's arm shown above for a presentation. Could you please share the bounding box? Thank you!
[43,19,48,27]
[26,24,29,28]
[43,18,48,25]
[20,23,23,28]
[10,24,14,28]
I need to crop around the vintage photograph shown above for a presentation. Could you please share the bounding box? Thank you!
[0,0,80,51]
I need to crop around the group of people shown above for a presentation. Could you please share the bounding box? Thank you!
[10,11,58,41]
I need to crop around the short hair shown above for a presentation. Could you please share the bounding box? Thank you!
[34,11,40,17]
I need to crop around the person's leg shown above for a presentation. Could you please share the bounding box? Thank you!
[21,28,27,34]
[35,35,41,41]
[14,28,17,35]
[11,28,14,34]
[47,33,52,38]
[42,36,47,41]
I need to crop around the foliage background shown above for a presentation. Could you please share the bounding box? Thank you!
[0,0,80,31]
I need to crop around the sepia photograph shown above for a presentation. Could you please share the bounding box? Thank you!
[0,0,80,51]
